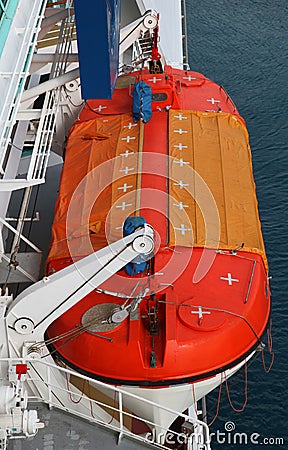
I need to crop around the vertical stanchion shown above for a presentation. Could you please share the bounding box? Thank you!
[118,391,124,444]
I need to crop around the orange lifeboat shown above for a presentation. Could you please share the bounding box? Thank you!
[45,66,270,386]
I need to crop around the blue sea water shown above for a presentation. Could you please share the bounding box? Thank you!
[186,0,288,448]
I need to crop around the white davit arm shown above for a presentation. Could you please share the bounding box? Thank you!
[6,224,154,340]
[119,10,158,56]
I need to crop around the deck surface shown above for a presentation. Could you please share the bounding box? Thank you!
[7,403,151,450]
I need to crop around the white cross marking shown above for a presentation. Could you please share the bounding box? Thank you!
[174,143,188,151]
[183,75,197,81]
[148,77,162,84]
[118,183,133,193]
[174,128,188,135]
[174,113,187,120]
[207,98,220,105]
[115,202,133,211]
[174,158,190,167]
[174,180,189,189]
[121,136,135,143]
[191,306,211,325]
[191,306,211,319]
[124,122,137,129]
[94,105,107,112]
[120,150,134,158]
[175,224,192,235]
[173,202,188,211]
[119,166,134,175]
[220,273,239,286]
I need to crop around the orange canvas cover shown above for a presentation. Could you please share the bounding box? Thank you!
[47,109,267,273]
[47,114,140,264]
[169,110,267,270]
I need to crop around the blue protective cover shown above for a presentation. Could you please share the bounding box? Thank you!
[74,0,120,99]
[123,216,149,276]
[132,81,152,123]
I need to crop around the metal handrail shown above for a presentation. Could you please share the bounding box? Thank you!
[0,0,46,174]
[181,0,190,69]
[0,217,41,253]
[26,5,76,183]
[0,1,75,190]
[1,357,211,450]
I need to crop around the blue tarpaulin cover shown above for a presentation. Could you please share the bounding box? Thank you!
[132,81,152,123]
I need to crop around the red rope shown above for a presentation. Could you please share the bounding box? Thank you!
[225,363,248,413]
[66,374,117,424]
[87,381,96,419]
[262,319,275,373]
[88,381,117,425]
[65,373,86,404]
[208,372,223,427]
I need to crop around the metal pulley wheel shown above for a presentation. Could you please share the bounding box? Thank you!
[143,11,158,29]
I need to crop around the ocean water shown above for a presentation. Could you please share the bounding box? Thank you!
[186,0,288,447]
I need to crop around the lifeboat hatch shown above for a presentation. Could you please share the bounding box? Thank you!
[178,300,226,331]
[81,303,121,334]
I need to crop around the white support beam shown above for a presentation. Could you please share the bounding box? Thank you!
[38,8,74,41]
[20,68,80,106]
[119,10,158,56]
[32,52,78,64]
[0,217,42,253]
[16,109,42,121]
[29,53,78,74]
[0,179,45,192]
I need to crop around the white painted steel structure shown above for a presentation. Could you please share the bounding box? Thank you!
[0,357,213,450]
[0,0,46,175]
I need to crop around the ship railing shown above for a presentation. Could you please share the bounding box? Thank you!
[0,2,76,192]
[0,0,46,178]
[0,215,42,283]
[0,357,211,450]
[181,0,190,69]
[25,85,60,184]
[0,3,77,285]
